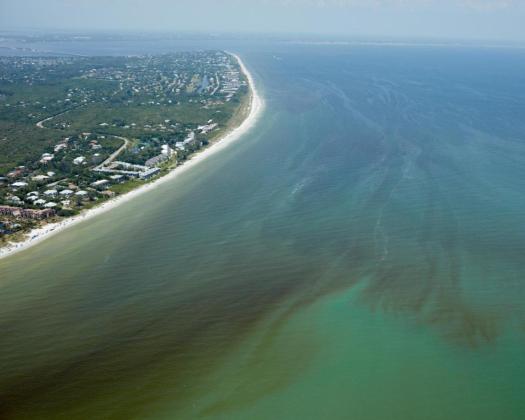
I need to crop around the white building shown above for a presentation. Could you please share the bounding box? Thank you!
[59,189,74,197]
[34,199,46,206]
[91,179,110,188]
[110,174,125,182]
[43,189,58,197]
[183,131,196,145]
[161,144,173,156]
[11,181,28,189]
[40,153,55,163]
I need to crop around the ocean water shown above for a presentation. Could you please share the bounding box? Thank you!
[1,42,525,419]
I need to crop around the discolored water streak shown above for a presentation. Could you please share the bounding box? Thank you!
[1,44,525,419]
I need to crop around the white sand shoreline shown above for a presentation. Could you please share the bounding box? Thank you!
[0,53,264,260]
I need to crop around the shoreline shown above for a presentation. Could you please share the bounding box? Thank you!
[0,53,264,260]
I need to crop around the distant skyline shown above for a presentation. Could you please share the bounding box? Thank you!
[1,0,525,41]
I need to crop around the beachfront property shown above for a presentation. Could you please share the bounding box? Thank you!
[109,174,125,183]
[198,121,219,134]
[91,179,110,189]
[145,154,169,167]
[0,50,249,244]
[139,167,161,180]
[0,205,55,220]
[145,144,174,168]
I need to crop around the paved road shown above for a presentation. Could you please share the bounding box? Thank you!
[94,136,130,171]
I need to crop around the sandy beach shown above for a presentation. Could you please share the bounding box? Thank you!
[0,53,263,260]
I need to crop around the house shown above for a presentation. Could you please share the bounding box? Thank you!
[90,141,102,150]
[91,179,110,189]
[59,189,74,197]
[34,199,46,206]
[40,153,55,163]
[54,143,67,152]
[44,189,58,197]
[7,167,25,178]
[73,156,86,165]
[11,181,28,189]
[7,196,22,204]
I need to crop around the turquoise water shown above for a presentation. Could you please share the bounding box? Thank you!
[1,44,525,419]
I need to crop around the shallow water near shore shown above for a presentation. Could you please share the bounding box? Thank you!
[1,41,525,419]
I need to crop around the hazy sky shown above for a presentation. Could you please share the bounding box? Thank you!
[1,0,525,41]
